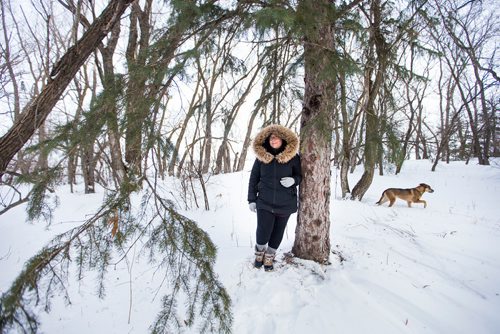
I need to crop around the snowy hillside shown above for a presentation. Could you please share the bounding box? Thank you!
[1,159,499,333]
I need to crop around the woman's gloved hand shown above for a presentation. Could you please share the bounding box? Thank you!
[249,202,257,212]
[280,177,295,188]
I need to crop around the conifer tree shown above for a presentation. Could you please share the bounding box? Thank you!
[292,0,363,262]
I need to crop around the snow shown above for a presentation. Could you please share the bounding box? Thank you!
[1,159,500,333]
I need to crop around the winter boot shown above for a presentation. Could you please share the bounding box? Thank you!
[263,252,276,271]
[254,246,265,268]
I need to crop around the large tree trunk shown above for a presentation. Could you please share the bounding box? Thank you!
[292,0,336,264]
[0,0,133,176]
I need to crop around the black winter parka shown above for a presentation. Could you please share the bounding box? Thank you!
[247,125,302,215]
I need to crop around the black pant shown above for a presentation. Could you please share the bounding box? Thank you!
[256,209,291,249]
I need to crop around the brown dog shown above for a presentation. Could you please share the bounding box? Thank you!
[376,183,434,208]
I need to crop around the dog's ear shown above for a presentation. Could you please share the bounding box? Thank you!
[420,183,427,187]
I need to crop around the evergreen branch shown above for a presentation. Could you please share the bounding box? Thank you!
[0,191,124,333]
[1,174,232,333]
[335,0,366,19]
[143,176,232,333]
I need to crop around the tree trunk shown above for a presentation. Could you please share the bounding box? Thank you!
[1,0,24,171]
[350,117,365,174]
[432,81,461,171]
[396,46,417,174]
[199,59,216,175]
[214,140,228,175]
[0,0,133,176]
[214,59,260,175]
[351,0,387,201]
[201,109,213,174]
[351,99,378,200]
[95,11,128,186]
[169,77,202,175]
[81,143,96,193]
[292,0,336,264]
[338,69,351,197]
[236,109,259,172]
[235,87,268,172]
[124,1,153,175]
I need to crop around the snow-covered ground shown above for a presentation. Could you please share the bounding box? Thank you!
[1,159,500,333]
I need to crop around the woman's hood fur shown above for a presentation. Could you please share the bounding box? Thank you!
[253,124,299,164]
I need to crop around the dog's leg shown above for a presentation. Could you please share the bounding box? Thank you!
[414,200,427,208]
[386,193,396,207]
[407,201,412,208]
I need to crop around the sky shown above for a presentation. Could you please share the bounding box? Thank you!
[1,158,499,333]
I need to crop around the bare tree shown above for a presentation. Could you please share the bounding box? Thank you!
[433,0,499,165]
[214,57,262,174]
[0,0,134,176]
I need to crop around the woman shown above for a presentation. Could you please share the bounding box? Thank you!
[247,124,301,271]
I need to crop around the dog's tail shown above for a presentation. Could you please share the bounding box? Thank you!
[375,191,386,205]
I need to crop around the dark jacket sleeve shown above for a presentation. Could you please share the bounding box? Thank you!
[292,154,302,186]
[248,159,260,203]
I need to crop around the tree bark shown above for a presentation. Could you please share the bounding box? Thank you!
[292,0,336,263]
[61,0,127,184]
[101,39,127,185]
[351,0,387,201]
[0,0,133,176]
[124,0,153,174]
[396,45,417,174]
[338,69,352,197]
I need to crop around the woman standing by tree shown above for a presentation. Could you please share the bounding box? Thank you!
[247,124,302,271]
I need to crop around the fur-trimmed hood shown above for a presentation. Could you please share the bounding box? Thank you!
[253,124,299,164]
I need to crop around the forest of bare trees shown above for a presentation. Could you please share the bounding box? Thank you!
[0,0,498,332]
